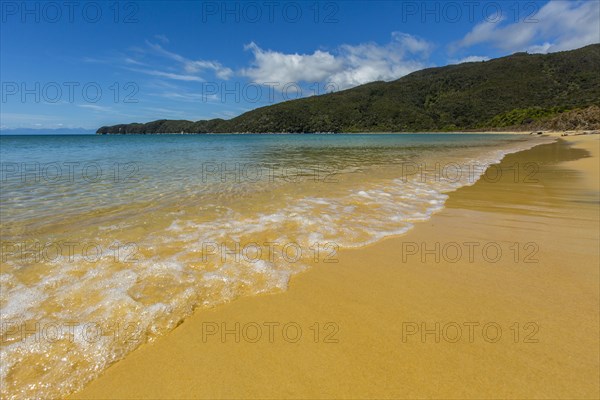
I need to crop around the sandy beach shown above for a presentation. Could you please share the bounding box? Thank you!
[68,135,599,399]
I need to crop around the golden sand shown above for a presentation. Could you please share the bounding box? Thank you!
[73,136,599,399]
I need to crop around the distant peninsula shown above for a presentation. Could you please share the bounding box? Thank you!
[97,44,600,134]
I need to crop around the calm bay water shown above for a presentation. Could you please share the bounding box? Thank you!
[0,133,548,398]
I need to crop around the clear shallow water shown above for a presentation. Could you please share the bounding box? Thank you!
[0,133,549,398]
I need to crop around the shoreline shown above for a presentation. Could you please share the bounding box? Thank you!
[2,130,593,136]
[73,135,600,399]
[94,130,596,136]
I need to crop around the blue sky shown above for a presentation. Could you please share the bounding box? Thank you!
[1,0,599,130]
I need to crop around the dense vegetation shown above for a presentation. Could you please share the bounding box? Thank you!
[486,106,570,128]
[510,105,600,131]
[97,44,600,134]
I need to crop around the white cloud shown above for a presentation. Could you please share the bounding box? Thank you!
[454,0,600,54]
[154,34,170,44]
[151,91,208,102]
[130,68,205,82]
[142,107,185,116]
[124,57,147,67]
[118,40,234,84]
[146,41,233,79]
[77,104,113,112]
[241,42,343,83]
[451,55,490,64]
[82,57,111,64]
[242,32,432,90]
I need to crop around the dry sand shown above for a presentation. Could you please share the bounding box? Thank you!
[73,135,600,399]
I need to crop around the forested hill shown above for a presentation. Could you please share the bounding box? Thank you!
[97,44,600,134]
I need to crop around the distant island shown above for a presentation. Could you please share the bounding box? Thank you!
[97,44,600,134]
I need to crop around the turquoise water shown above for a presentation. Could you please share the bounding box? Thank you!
[0,133,548,399]
[1,133,535,230]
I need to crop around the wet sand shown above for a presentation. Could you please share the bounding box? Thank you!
[73,135,599,399]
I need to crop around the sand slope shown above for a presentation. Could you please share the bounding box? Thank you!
[73,136,600,399]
